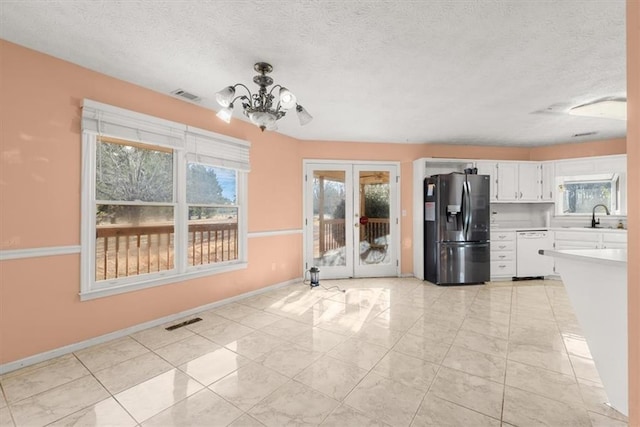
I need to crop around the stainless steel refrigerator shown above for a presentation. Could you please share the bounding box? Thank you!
[424,173,490,285]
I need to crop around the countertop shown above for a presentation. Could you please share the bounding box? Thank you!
[492,226,627,233]
[539,248,627,266]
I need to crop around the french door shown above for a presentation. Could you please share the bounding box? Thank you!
[304,161,399,279]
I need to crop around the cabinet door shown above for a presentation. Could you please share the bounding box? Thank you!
[541,162,554,201]
[475,161,498,201]
[496,163,518,201]
[601,232,627,249]
[518,163,540,201]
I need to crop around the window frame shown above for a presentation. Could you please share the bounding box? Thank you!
[555,173,622,216]
[186,161,241,269]
[80,100,249,301]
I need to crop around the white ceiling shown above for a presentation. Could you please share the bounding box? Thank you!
[0,1,627,146]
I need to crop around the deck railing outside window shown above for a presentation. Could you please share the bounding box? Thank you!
[95,222,238,281]
[317,218,389,254]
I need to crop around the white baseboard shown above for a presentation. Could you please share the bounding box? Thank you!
[0,277,303,375]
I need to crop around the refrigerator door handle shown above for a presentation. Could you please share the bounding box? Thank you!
[461,180,466,240]
[465,179,472,240]
[462,179,471,240]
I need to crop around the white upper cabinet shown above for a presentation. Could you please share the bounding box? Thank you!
[495,162,541,202]
[517,162,540,201]
[496,162,519,201]
[475,161,498,201]
[554,154,626,176]
[541,162,554,201]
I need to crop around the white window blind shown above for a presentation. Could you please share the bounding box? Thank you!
[185,128,251,172]
[81,100,185,149]
[81,99,250,171]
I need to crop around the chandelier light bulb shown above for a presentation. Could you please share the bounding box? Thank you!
[296,104,313,126]
[216,104,234,123]
[278,87,297,110]
[215,86,235,107]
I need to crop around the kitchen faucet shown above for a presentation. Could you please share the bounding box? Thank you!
[591,204,610,228]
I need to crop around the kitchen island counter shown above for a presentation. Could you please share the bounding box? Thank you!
[539,248,626,265]
[541,248,628,416]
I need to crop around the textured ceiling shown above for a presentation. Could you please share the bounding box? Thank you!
[0,1,627,146]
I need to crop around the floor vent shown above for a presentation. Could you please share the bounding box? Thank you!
[170,89,201,102]
[165,317,202,331]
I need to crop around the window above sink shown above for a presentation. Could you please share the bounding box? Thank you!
[557,173,621,215]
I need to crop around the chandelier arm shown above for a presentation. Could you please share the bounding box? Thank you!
[267,84,283,96]
[229,83,254,108]
[230,94,250,105]
[232,83,254,99]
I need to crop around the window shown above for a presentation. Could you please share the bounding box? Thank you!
[95,137,175,281]
[187,163,238,266]
[557,173,620,215]
[81,100,250,300]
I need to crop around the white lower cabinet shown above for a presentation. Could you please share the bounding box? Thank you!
[552,230,627,273]
[601,232,628,249]
[554,230,600,250]
[490,231,516,279]
[489,229,627,279]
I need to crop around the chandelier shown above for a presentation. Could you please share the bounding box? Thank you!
[214,62,313,132]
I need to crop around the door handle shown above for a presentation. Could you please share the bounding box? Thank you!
[462,180,471,240]
[465,180,472,238]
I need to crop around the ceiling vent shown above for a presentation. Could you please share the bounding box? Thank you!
[171,89,201,102]
[572,131,598,138]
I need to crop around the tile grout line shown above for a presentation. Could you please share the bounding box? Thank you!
[70,352,141,426]
[500,282,515,425]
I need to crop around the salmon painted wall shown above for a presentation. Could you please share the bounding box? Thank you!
[626,1,639,424]
[529,138,627,161]
[0,40,304,364]
[0,235,301,363]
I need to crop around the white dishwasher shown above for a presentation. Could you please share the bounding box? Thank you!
[516,230,555,278]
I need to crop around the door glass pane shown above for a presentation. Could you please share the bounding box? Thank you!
[358,171,390,265]
[313,171,346,266]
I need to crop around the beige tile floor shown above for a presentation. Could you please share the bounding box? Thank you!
[0,278,629,426]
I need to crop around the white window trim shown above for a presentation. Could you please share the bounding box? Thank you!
[80,100,249,301]
[555,173,623,216]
